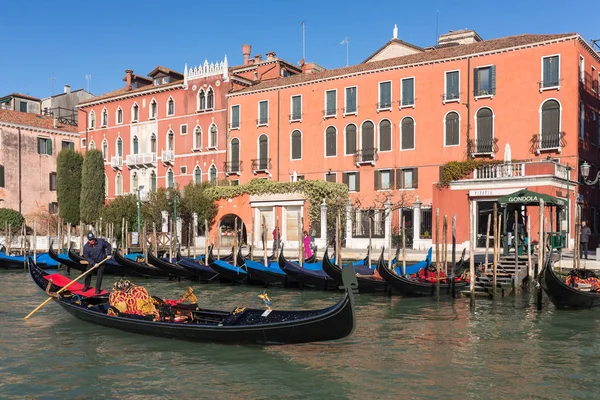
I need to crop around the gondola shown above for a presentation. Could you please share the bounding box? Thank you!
[207,245,235,264]
[112,248,170,278]
[0,251,56,270]
[278,246,334,289]
[27,257,356,345]
[147,249,197,280]
[376,248,468,297]
[207,245,248,283]
[245,258,288,286]
[322,248,388,293]
[49,242,86,272]
[540,252,600,309]
[175,251,220,282]
[68,245,122,274]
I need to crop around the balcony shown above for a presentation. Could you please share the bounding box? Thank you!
[126,153,157,168]
[467,161,571,183]
[343,106,357,116]
[110,156,123,170]
[532,131,566,154]
[468,138,498,157]
[161,150,175,165]
[399,98,415,108]
[224,161,242,176]
[353,148,378,166]
[251,158,271,174]
[579,72,599,96]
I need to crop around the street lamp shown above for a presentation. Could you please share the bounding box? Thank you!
[580,161,599,184]
[136,185,144,234]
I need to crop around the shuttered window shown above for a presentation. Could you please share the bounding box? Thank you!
[230,139,240,172]
[379,120,391,151]
[0,165,5,187]
[445,71,459,101]
[378,81,392,109]
[342,172,360,192]
[401,78,415,106]
[259,134,269,162]
[345,87,357,113]
[231,105,240,128]
[325,172,336,183]
[49,172,57,191]
[476,108,494,153]
[325,90,336,116]
[258,101,268,125]
[37,138,52,155]
[291,96,302,120]
[542,56,560,88]
[445,112,460,146]
[474,66,496,96]
[291,130,302,160]
[395,168,419,189]
[401,117,415,150]
[345,124,357,155]
[541,100,560,135]
[361,121,374,150]
[325,126,337,157]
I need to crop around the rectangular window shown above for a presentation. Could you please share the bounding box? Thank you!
[342,172,360,192]
[180,124,187,135]
[290,95,302,121]
[401,78,415,106]
[474,66,496,97]
[374,169,394,190]
[180,166,187,174]
[378,81,392,109]
[395,168,419,189]
[592,66,597,93]
[258,101,268,125]
[580,55,585,83]
[49,202,59,214]
[153,78,160,86]
[162,77,170,84]
[117,109,123,124]
[231,105,240,129]
[61,141,74,150]
[49,172,57,191]
[445,71,460,101]
[19,102,27,112]
[230,180,240,186]
[324,90,337,117]
[325,172,336,183]
[37,137,52,155]
[0,165,4,187]
[345,86,357,114]
[542,55,560,88]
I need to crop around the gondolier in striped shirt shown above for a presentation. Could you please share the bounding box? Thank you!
[82,232,112,294]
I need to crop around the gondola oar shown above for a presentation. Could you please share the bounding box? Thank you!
[24,256,110,320]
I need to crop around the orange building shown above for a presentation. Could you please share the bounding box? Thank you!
[223,29,600,250]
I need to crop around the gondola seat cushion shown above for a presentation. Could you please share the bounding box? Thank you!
[109,281,158,318]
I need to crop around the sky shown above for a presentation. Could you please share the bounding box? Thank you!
[1,0,598,99]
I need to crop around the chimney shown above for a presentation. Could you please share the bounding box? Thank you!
[254,54,263,63]
[125,69,134,91]
[63,85,71,94]
[266,51,276,60]
[437,29,482,46]
[242,44,252,65]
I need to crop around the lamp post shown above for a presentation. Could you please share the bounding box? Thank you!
[136,185,144,235]
[579,161,598,256]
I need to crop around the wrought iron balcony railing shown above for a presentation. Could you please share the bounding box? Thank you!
[251,158,271,173]
[468,138,498,156]
[224,161,242,175]
[530,131,567,155]
[353,148,378,165]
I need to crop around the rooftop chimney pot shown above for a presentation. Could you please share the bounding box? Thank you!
[254,54,263,62]
[266,51,276,60]
[125,69,133,91]
[63,85,71,94]
[242,44,252,65]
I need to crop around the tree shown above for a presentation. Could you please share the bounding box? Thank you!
[101,193,165,243]
[180,182,218,232]
[56,149,83,224]
[80,150,105,223]
[0,208,24,231]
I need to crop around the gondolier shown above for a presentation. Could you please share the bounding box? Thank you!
[82,232,112,294]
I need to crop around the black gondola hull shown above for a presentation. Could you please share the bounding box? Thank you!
[49,243,86,272]
[322,249,387,293]
[147,250,196,279]
[540,265,600,309]
[176,258,219,282]
[113,250,170,278]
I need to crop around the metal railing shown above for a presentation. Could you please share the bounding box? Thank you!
[540,131,562,150]
[470,137,496,155]
[251,158,271,172]
[539,79,561,90]
[322,109,337,117]
[399,98,415,107]
[353,148,378,164]
[256,117,268,126]
[343,106,357,114]
[223,161,242,174]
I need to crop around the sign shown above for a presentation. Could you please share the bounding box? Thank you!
[131,232,139,245]
[469,188,524,197]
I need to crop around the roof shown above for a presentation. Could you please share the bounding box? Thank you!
[0,92,41,102]
[362,38,424,63]
[232,33,577,95]
[42,88,94,101]
[147,65,183,78]
[79,80,183,106]
[0,108,78,133]
[230,57,302,73]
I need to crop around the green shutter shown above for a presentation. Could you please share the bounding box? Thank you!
[412,168,419,188]
[356,172,360,192]
[389,169,395,190]
[473,68,479,96]
[47,139,52,155]
[0,165,4,187]
[490,65,496,95]
[374,170,380,190]
[395,168,402,189]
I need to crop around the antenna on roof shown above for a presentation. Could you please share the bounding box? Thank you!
[435,10,439,42]
[592,39,600,51]
[85,74,92,93]
[341,38,349,67]
[51,72,55,96]
[301,21,306,60]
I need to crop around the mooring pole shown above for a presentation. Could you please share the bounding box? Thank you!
[537,199,545,310]
[262,216,268,266]
[299,211,304,268]
[233,218,238,268]
[469,200,475,306]
[204,219,209,264]
[435,208,440,301]
[527,215,533,286]
[484,213,491,275]
[493,203,498,298]
[451,214,457,298]
[443,215,448,276]
[402,216,406,275]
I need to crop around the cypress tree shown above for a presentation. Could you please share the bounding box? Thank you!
[80,149,106,223]
[56,149,83,224]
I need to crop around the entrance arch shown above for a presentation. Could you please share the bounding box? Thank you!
[219,214,247,247]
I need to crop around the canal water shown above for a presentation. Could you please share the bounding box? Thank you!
[1,269,599,399]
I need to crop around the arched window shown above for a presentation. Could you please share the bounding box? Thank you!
[194,166,202,184]
[209,165,217,183]
[167,130,174,151]
[207,88,214,110]
[291,130,302,160]
[258,134,269,169]
[167,168,174,188]
[361,121,374,151]
[132,136,139,155]
[116,107,123,124]
[345,124,357,155]
[101,108,108,126]
[116,137,123,157]
[401,117,415,150]
[89,111,96,129]
[132,103,139,121]
[132,172,138,192]
[230,138,240,172]
[209,124,218,148]
[325,126,337,157]
[150,170,157,192]
[150,133,157,153]
[89,140,96,150]
[198,89,206,111]
[150,99,157,118]
[541,100,560,149]
[445,112,460,146]
[167,97,175,116]
[579,102,585,140]
[102,140,108,160]
[194,126,202,149]
[379,119,391,151]
[116,173,123,195]
[476,108,493,153]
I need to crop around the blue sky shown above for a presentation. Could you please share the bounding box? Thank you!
[1,0,598,99]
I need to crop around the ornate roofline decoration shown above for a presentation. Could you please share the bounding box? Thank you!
[184,56,229,88]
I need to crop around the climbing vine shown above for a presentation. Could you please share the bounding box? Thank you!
[437,159,503,188]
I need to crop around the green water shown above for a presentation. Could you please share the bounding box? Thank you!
[2,270,600,399]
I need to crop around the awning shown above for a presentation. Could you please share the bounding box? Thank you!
[497,189,565,207]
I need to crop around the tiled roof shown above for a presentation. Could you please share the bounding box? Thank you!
[0,108,78,133]
[363,38,424,63]
[147,65,183,78]
[0,92,41,102]
[232,33,576,94]
[79,80,184,106]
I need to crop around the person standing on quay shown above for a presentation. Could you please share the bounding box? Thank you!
[82,232,112,294]
[272,226,281,256]
[580,220,591,260]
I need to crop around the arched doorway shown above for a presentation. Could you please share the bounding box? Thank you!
[219,214,247,247]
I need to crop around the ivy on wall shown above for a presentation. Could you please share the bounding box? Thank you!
[437,159,503,188]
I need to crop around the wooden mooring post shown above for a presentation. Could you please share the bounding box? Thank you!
[537,199,545,310]
[493,203,498,298]
[514,210,520,292]
[442,215,448,276]
[451,215,456,298]
[401,216,406,275]
[484,214,491,274]
[469,200,475,307]
[233,218,238,268]
[435,208,440,301]
[298,211,304,268]
[262,216,268,267]
[204,220,209,264]
[7,223,11,255]
[527,215,533,286]
[217,220,221,260]
[33,220,37,262]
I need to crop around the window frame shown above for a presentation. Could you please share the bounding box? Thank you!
[324,89,337,118]
[474,106,495,154]
[443,111,461,147]
[400,116,416,151]
[194,166,202,184]
[290,130,302,161]
[89,110,96,129]
[101,107,108,127]
[207,123,218,149]
[49,172,57,191]
[400,77,415,108]
[344,123,358,156]
[376,169,393,191]
[290,94,302,122]
[592,66,597,93]
[377,80,392,111]
[343,171,358,192]
[378,119,392,153]
[344,85,358,115]
[539,98,562,151]
[167,96,175,116]
[540,54,561,92]
[474,65,495,99]
[149,98,157,120]
[257,100,269,126]
[37,137,52,155]
[230,104,241,129]
[131,102,139,122]
[324,172,337,183]
[116,107,123,125]
[193,125,202,151]
[324,126,337,158]
[443,70,460,103]
[180,124,188,136]
[579,55,585,83]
